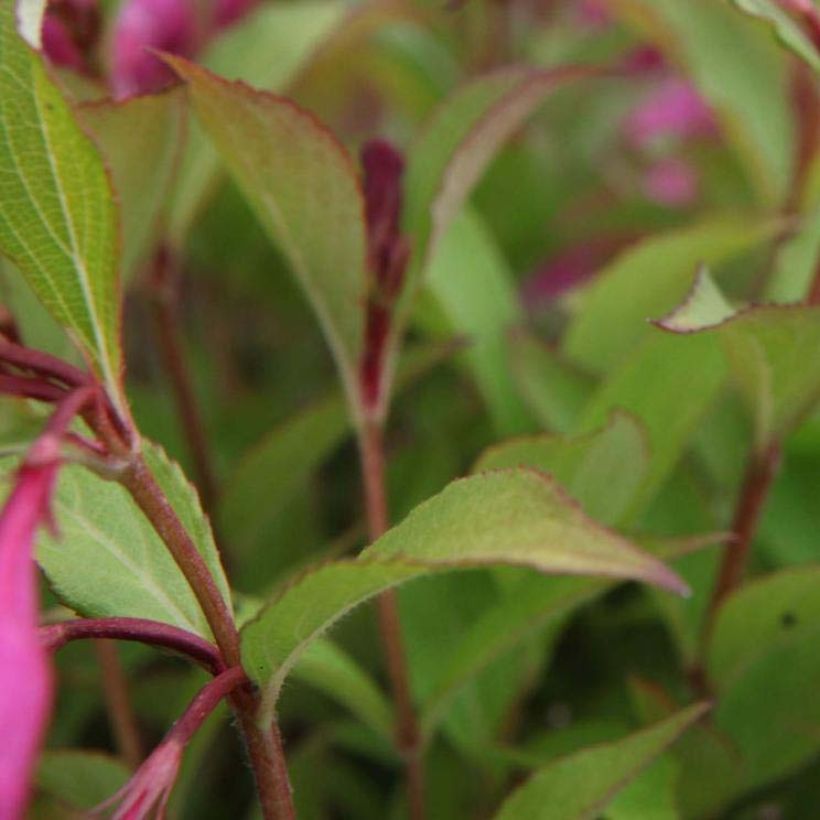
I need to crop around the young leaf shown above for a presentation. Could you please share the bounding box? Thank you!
[166,55,367,410]
[36,750,130,810]
[241,469,687,723]
[564,218,776,373]
[508,330,593,434]
[219,342,454,557]
[19,441,230,639]
[707,566,820,791]
[290,638,393,741]
[656,271,820,450]
[0,5,122,399]
[403,65,597,288]
[168,0,347,241]
[475,410,649,526]
[419,209,530,434]
[576,331,726,520]
[79,90,186,281]
[731,0,820,73]
[492,704,709,820]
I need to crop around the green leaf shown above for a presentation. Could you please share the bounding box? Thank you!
[167,55,367,410]
[79,89,186,281]
[219,342,455,558]
[564,218,775,373]
[36,750,130,810]
[508,330,593,434]
[612,0,793,203]
[403,65,596,288]
[604,757,679,820]
[241,469,686,723]
[0,6,122,399]
[708,566,820,790]
[290,638,393,741]
[419,535,718,743]
[26,441,229,639]
[731,0,820,73]
[419,209,530,434]
[576,331,727,520]
[493,704,708,820]
[656,271,820,449]
[475,410,649,526]
[168,1,347,241]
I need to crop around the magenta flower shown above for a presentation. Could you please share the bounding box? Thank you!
[642,157,699,207]
[624,78,716,149]
[576,0,611,29]
[214,0,259,28]
[110,0,199,98]
[95,739,182,819]
[521,241,617,307]
[41,16,84,71]
[0,441,60,820]
[41,0,100,74]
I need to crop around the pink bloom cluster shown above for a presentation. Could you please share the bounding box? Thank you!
[111,0,260,97]
[41,0,260,97]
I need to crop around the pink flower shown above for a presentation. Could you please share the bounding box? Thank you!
[214,0,259,28]
[95,740,182,819]
[41,16,85,70]
[624,78,716,149]
[576,0,611,29]
[642,157,700,207]
[41,0,100,74]
[521,241,615,307]
[0,440,60,820]
[111,0,199,98]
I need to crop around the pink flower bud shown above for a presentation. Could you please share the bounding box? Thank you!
[96,739,182,819]
[111,0,198,98]
[359,139,409,413]
[624,79,716,149]
[41,0,100,73]
[642,157,700,207]
[0,449,59,819]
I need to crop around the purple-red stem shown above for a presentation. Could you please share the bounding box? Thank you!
[40,616,224,674]
[707,442,781,621]
[149,246,218,513]
[170,665,246,745]
[94,639,143,769]
[358,420,425,820]
[118,452,294,820]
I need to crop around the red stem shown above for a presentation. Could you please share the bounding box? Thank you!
[94,639,143,769]
[707,442,781,618]
[0,373,65,402]
[358,420,425,820]
[40,616,224,674]
[0,337,90,388]
[169,665,246,746]
[119,453,294,820]
[149,245,218,512]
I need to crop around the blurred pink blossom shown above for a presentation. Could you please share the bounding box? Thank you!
[624,78,716,149]
[576,0,611,29]
[0,444,59,820]
[41,0,100,74]
[111,0,199,98]
[214,0,259,28]
[41,16,84,70]
[642,157,699,207]
[521,241,615,306]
